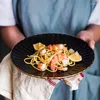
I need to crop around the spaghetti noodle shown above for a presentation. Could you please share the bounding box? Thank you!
[24,43,82,72]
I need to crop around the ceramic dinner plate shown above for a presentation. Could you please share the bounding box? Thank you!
[11,33,94,79]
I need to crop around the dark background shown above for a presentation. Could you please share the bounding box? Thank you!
[0,36,10,62]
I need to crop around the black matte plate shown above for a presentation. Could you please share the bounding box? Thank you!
[11,33,94,79]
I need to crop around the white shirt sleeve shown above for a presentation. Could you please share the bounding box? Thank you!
[88,0,100,25]
[0,0,16,26]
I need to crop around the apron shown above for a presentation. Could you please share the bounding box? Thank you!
[12,0,100,100]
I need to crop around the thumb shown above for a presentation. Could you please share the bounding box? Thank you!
[88,40,95,50]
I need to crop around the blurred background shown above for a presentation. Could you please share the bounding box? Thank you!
[0,36,10,62]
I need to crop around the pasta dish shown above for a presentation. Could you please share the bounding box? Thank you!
[24,43,82,72]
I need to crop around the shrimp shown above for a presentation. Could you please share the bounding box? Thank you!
[37,63,47,71]
[47,44,64,51]
[50,55,58,71]
[50,54,69,71]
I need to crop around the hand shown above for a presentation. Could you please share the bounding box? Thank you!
[77,30,95,50]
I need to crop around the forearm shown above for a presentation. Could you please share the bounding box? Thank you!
[85,24,100,42]
[0,26,25,49]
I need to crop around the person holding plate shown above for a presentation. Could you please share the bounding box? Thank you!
[0,0,100,100]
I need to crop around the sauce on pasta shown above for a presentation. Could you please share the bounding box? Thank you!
[24,43,82,72]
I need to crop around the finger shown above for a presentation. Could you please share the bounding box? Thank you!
[77,33,86,41]
[88,40,95,50]
[77,33,95,50]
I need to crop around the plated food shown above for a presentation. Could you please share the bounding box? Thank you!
[11,34,94,78]
[24,42,82,72]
